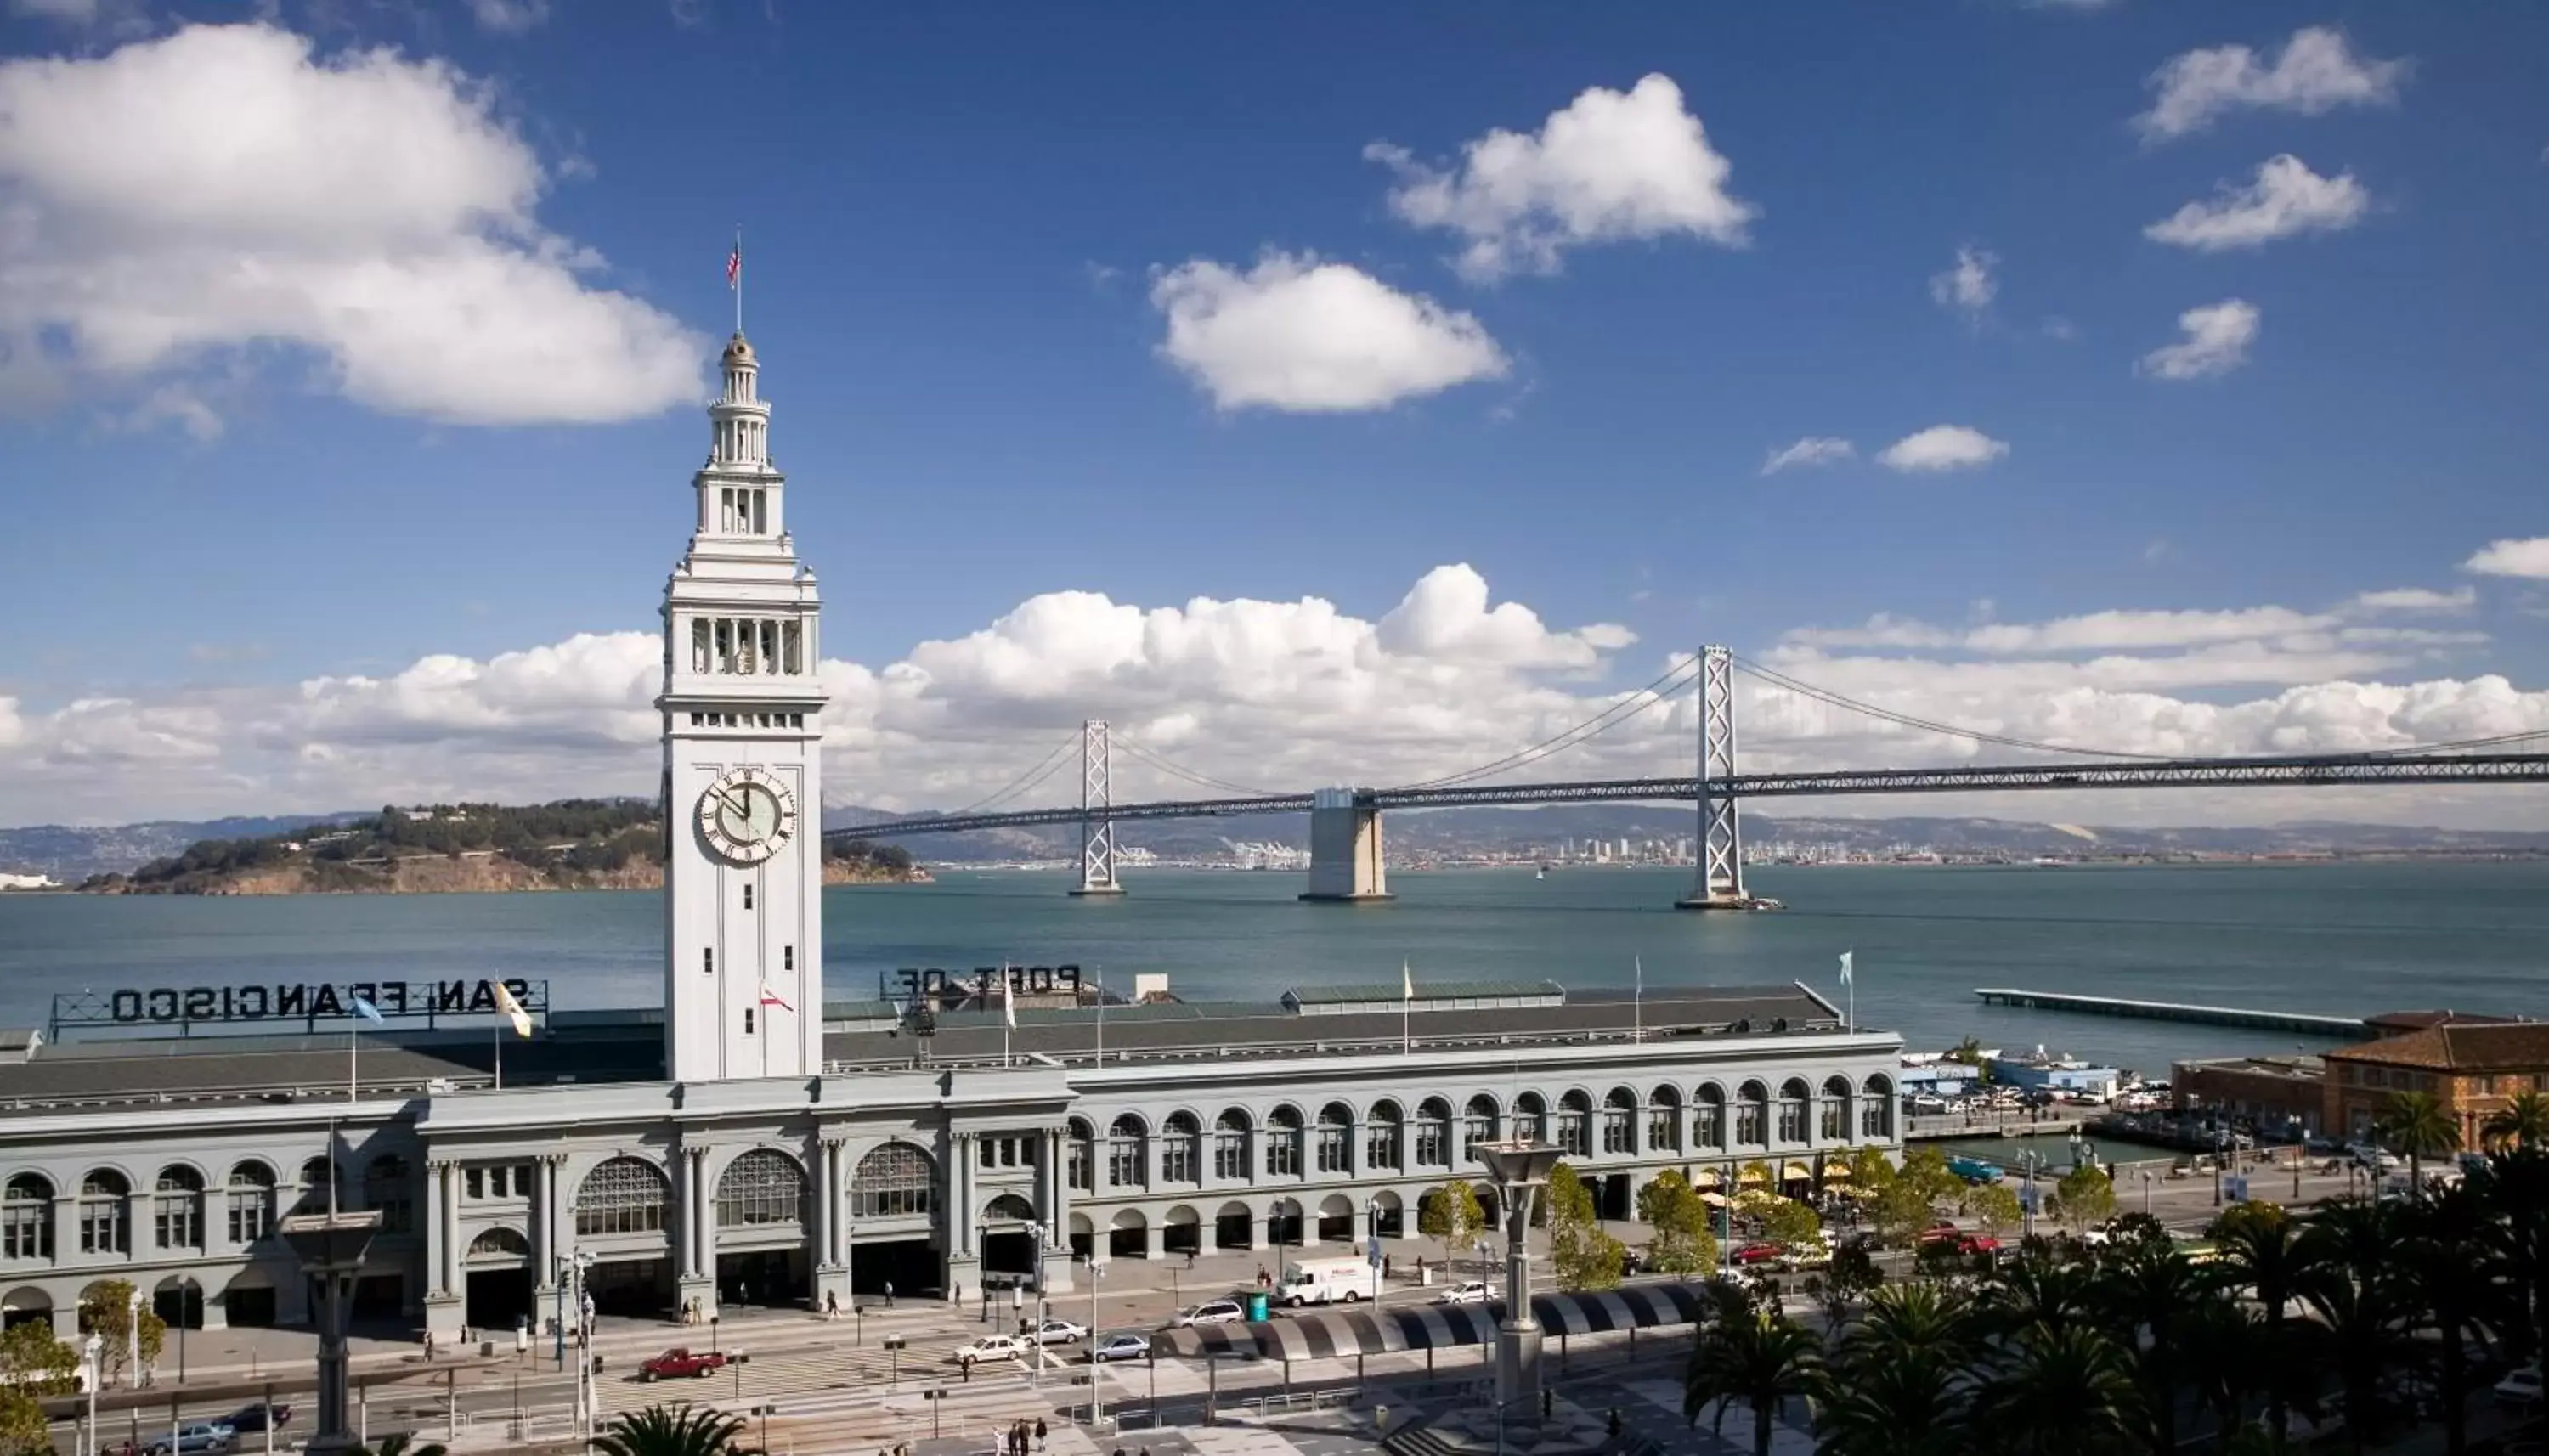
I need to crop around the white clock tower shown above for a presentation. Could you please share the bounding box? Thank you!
[658,331,828,1082]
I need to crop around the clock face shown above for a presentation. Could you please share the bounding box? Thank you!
[696,768,797,865]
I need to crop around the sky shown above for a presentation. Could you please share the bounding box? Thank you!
[3,0,2547,829]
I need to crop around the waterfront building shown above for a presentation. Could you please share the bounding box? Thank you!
[0,336,1901,1345]
[2169,1054,2327,1137]
[2322,1020,2549,1147]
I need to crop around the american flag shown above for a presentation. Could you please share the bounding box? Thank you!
[726,242,742,290]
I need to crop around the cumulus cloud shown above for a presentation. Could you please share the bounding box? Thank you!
[1148,251,1507,413]
[0,24,704,432]
[2144,155,2370,251]
[1365,74,1755,283]
[1761,437,1855,475]
[2465,538,2549,580]
[2138,298,2260,380]
[2136,26,2408,143]
[1875,425,2009,473]
[1929,245,1997,319]
[2350,586,2475,613]
[466,0,551,32]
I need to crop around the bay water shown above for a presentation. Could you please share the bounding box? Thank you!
[3,860,2543,1074]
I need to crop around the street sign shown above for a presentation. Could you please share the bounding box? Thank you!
[1366,1236,1382,1266]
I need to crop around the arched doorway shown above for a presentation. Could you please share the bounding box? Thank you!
[1315,1194,1354,1244]
[1266,1197,1303,1250]
[979,1193,1039,1282]
[849,1143,941,1300]
[1107,1208,1148,1261]
[462,1227,534,1331]
[714,1150,809,1310]
[153,1274,206,1331]
[1,1287,51,1333]
[1369,1189,1404,1239]
[1212,1200,1252,1251]
[574,1157,675,1319]
[1163,1205,1202,1257]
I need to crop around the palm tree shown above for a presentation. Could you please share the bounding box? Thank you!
[2484,1091,2549,1152]
[2207,1202,2321,1444]
[350,1436,449,1456]
[1814,1283,1977,1456]
[2395,1184,2510,1456]
[2299,1199,2416,1455]
[2086,1236,2211,1456]
[2175,1296,2261,1452]
[1974,1323,2142,1455]
[1982,1253,2097,1340]
[1684,1305,1823,1456]
[591,1403,760,1456]
[2373,1088,2463,1191]
[2473,1145,2549,1363]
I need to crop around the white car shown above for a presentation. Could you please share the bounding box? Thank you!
[1435,1280,1492,1306]
[1032,1318,1086,1345]
[2495,1366,2544,1407]
[951,1335,1027,1368]
[1090,1332,1150,1363]
[1170,1299,1246,1327]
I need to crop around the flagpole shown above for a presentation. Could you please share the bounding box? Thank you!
[1634,955,1643,1045]
[1094,965,1104,1067]
[733,225,744,334]
[495,1022,504,1091]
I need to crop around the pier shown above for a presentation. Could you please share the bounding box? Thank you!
[1975,987,2372,1040]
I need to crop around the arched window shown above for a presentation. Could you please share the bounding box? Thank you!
[1820,1076,1854,1142]
[1647,1085,1682,1154]
[77,1170,128,1256]
[1365,1101,1404,1172]
[364,1156,412,1234]
[1065,1119,1095,1193]
[152,1166,203,1252]
[851,1143,936,1218]
[1107,1115,1148,1190]
[1314,1103,1353,1174]
[714,1150,805,1228]
[3,1175,53,1261]
[1212,1109,1251,1181]
[294,1157,338,1216]
[1693,1085,1727,1152]
[1414,1098,1452,1168]
[1778,1078,1811,1144]
[1264,1106,1303,1178]
[576,1158,670,1236]
[1736,1081,1769,1147]
[1512,1092,1547,1145]
[1161,1114,1201,1185]
[1602,1089,1638,1156]
[467,1227,528,1258]
[1462,1095,1500,1162]
[1555,1091,1594,1159]
[1862,1075,1896,1139]
[226,1162,275,1246]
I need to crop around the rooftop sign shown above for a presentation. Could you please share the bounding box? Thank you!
[50,978,549,1035]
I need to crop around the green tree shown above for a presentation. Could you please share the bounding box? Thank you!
[79,1279,163,1387]
[1897,1147,1962,1208]
[591,1405,761,1456]
[2395,1183,2507,1456]
[1843,1144,1896,1194]
[1960,1180,2022,1238]
[1418,1179,1486,1269]
[2050,1165,2117,1233]
[1813,1283,1976,1456]
[2372,1088,2462,1192]
[1636,1169,1719,1275]
[1738,1191,1820,1251]
[2473,1146,2549,1364]
[350,1434,451,1456]
[2484,1091,2549,1152]
[2297,1199,2417,1456]
[1546,1163,1625,1290]
[1684,1305,1823,1456]
[0,1319,75,1456]
[2207,1202,2321,1445]
[2084,1236,2214,1456]
[1869,1181,1941,1250]
[1975,1324,2142,1455]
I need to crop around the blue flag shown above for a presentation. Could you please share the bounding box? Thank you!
[351,996,385,1024]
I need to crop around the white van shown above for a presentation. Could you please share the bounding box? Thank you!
[1277,1256,1378,1306]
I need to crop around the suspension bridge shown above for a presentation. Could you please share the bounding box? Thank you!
[825,646,2549,908]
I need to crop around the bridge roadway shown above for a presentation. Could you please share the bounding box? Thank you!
[826,750,2549,840]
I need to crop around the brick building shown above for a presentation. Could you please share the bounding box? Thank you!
[2322,1021,2549,1148]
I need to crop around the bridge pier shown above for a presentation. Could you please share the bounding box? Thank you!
[1676,645,1770,911]
[1068,719,1126,898]
[1300,788,1392,902]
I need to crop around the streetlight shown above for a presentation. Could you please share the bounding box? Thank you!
[280,1205,383,1456]
[2211,1128,2228,1208]
[171,1276,199,1385]
[2014,1151,2042,1241]
[1476,1137,1563,1431]
[2138,1169,2152,1216]
[2287,1116,2304,1202]
[1366,1197,1384,1315]
[1085,1256,1106,1430]
[80,1334,99,1456]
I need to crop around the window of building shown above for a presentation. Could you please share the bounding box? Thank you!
[1861,1077,1893,1138]
[3,1174,53,1260]
[1735,1082,1768,1147]
[1162,1114,1200,1184]
[1107,1116,1148,1189]
[77,1170,129,1256]
[1314,1104,1352,1174]
[1820,1077,1852,1142]
[1777,1079,1811,1144]
[1462,1096,1498,1163]
[742,884,753,911]
[365,1156,411,1234]
[1557,1092,1595,1159]
[851,1143,937,1218]
[703,949,714,975]
[715,1150,805,1228]
[1647,1088,1681,1154]
[1600,1090,1636,1156]
[574,1158,668,1236]
[1365,1102,1402,1171]
[744,1008,755,1036]
[1066,1120,1094,1193]
[154,1165,204,1250]
[783,946,794,972]
[1265,1107,1304,1177]
[1512,1093,1547,1146]
[1694,1086,1727,1150]
[1414,1099,1451,1168]
[1212,1110,1250,1181]
[225,1163,273,1246]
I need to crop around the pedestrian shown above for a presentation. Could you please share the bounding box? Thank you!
[961,1357,972,1384]
[1542,1388,1552,1421]
[1035,1416,1048,1451]
[824,1290,838,1319]
[1185,1248,1196,1270]
[422,1329,435,1362]
[1607,1408,1622,1440]
[884,1279,896,1308]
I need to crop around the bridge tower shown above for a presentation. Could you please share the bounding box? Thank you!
[1300,787,1393,902]
[1069,719,1126,897]
[1676,645,1758,910]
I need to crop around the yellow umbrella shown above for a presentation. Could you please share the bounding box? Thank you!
[1699,1191,1730,1207]
[1783,1161,1814,1181]
[1737,1165,1768,1186]
[1693,1167,1723,1188]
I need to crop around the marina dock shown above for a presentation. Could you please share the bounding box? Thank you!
[1975,987,2371,1039]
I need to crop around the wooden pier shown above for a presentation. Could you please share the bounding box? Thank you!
[1974,987,2371,1040]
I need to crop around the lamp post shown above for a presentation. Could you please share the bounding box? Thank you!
[2138,1169,2152,1216]
[81,1334,100,1456]
[1475,1137,1563,1429]
[1366,1197,1383,1315]
[1086,1256,1105,1429]
[280,1206,383,1456]
[2015,1151,2042,1241]
[2212,1128,2228,1208]
[2288,1116,2304,1202]
[172,1276,198,1385]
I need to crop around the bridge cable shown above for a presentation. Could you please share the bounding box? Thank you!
[1388,654,1709,792]
[1729,657,2180,760]
[945,732,1082,816]
[1110,736,1280,799]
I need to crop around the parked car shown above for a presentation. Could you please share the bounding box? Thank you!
[952,1335,1029,1368]
[143,1423,235,1455]
[1732,1242,1783,1267]
[639,1347,729,1381]
[2495,1365,2544,1408]
[1032,1318,1087,1345]
[1169,1299,1246,1328]
[220,1403,291,1434]
[1090,1332,1151,1363]
[1435,1280,1492,1306]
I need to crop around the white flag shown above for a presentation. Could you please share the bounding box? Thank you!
[1402,958,1414,1002]
[1003,974,1017,1030]
[1838,950,1854,986]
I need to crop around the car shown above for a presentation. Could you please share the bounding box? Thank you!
[1733,1242,1783,1267]
[2495,1366,2545,1407]
[1435,1280,1493,1306]
[144,1423,235,1455]
[639,1347,728,1381]
[1170,1299,1246,1328]
[1089,1332,1151,1363]
[1779,1244,1831,1271]
[952,1335,1028,1368]
[1032,1318,1087,1345]
[220,1404,292,1434]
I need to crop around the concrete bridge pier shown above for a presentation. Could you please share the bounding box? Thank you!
[1300,787,1393,902]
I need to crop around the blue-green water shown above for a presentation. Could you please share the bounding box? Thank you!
[3,861,2544,1072]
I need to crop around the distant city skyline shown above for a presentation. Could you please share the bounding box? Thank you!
[2,5,2546,828]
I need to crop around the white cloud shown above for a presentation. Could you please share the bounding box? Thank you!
[2136,26,2408,143]
[1787,605,2346,656]
[1148,251,1507,413]
[2349,586,2475,614]
[1365,73,1755,283]
[1929,245,1997,319]
[1875,425,2009,473]
[2465,538,2549,580]
[0,24,704,431]
[1761,437,1855,476]
[466,0,551,33]
[2137,298,2260,380]
[10,0,99,19]
[2144,155,2369,251]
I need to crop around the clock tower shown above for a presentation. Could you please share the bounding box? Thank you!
[658,331,828,1082]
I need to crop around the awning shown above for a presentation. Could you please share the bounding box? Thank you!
[1736,1166,1767,1186]
[1821,1166,1851,1182]
[1699,1192,1730,1207]
[1691,1167,1722,1188]
[1783,1161,1814,1181]
[1156,1284,1713,1361]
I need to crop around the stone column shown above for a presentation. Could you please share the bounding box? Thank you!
[531,1158,556,1297]
[423,1161,448,1298]
[1673,1103,1692,1160]
[951,1133,973,1257]
[440,1162,461,1295]
[815,1140,837,1267]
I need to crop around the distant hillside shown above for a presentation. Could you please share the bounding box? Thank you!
[0,812,372,881]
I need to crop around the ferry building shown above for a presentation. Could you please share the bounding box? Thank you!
[0,337,1902,1341]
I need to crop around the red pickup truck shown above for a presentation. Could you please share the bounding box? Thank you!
[639,1347,729,1381]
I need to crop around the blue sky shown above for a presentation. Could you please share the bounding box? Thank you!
[2,0,2546,827]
